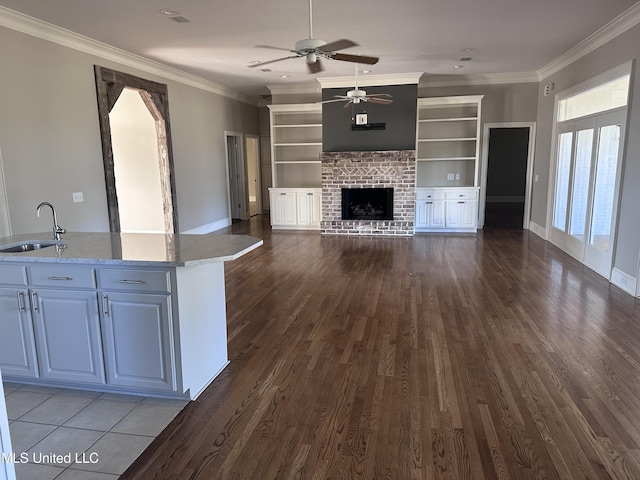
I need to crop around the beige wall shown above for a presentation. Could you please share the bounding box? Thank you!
[0,25,259,235]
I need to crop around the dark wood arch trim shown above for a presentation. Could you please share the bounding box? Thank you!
[94,65,179,233]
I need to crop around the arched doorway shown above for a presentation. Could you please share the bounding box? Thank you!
[94,66,178,233]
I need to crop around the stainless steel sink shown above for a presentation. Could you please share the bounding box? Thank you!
[0,240,61,253]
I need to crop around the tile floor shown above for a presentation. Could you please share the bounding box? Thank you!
[3,381,188,480]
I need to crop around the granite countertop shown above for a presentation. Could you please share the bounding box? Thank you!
[0,232,263,267]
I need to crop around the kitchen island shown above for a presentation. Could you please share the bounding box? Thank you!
[0,231,262,400]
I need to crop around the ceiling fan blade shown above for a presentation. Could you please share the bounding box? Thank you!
[255,45,296,52]
[321,98,349,104]
[307,59,323,74]
[343,101,354,109]
[248,55,300,68]
[366,93,393,99]
[366,97,393,105]
[331,52,379,65]
[319,39,358,53]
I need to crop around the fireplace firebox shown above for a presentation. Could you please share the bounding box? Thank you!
[342,188,394,221]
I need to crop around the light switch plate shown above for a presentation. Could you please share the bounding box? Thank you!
[355,113,368,125]
[73,192,84,203]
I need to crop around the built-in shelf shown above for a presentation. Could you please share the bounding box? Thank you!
[416,95,483,189]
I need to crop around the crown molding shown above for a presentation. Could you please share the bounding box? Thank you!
[317,72,423,89]
[420,71,539,88]
[0,6,255,105]
[538,2,640,80]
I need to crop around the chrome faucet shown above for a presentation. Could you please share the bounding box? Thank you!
[36,202,66,241]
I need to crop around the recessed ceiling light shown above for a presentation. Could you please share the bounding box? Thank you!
[451,65,464,69]
[280,75,289,78]
[248,61,261,65]
[159,8,180,16]
[460,47,474,52]
[361,70,371,74]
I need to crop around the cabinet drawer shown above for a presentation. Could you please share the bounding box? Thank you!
[98,268,171,293]
[445,190,478,200]
[416,189,445,200]
[0,264,27,286]
[28,265,95,289]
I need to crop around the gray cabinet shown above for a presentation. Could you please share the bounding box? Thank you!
[98,267,178,393]
[0,286,38,378]
[31,289,105,384]
[0,265,38,378]
[27,265,105,385]
[101,292,175,392]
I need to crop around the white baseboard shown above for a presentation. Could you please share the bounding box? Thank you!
[610,268,638,296]
[528,221,547,239]
[183,218,231,234]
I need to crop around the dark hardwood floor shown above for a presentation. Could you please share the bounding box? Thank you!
[122,216,640,479]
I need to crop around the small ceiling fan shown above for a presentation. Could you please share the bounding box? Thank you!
[321,65,393,108]
[248,0,379,73]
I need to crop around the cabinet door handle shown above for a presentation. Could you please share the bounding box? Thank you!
[458,201,465,204]
[426,201,433,204]
[48,276,73,281]
[17,291,26,311]
[280,193,287,196]
[31,291,39,312]
[307,193,313,196]
[119,279,146,285]
[102,295,109,316]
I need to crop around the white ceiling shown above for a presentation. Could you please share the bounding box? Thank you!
[1,0,638,100]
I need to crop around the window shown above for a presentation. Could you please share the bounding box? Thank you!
[557,76,629,122]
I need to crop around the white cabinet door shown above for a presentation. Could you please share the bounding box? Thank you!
[445,201,477,228]
[416,201,445,229]
[270,191,297,226]
[296,191,321,226]
[101,292,176,392]
[0,287,38,378]
[31,289,105,384]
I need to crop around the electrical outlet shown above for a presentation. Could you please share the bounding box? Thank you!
[620,276,628,286]
[455,174,460,180]
[447,173,454,181]
[73,192,84,203]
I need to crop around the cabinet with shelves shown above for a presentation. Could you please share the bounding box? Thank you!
[268,103,323,229]
[415,96,482,233]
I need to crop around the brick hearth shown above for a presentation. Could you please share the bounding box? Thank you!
[320,150,416,236]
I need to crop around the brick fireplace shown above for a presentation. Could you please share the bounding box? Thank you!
[320,150,416,236]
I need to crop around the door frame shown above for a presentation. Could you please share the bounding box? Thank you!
[479,122,536,229]
[245,134,262,216]
[224,131,248,221]
[94,66,178,233]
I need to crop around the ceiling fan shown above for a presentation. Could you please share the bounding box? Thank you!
[321,65,393,108]
[248,0,379,73]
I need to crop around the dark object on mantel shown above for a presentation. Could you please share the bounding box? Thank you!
[351,123,386,131]
[342,188,393,220]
